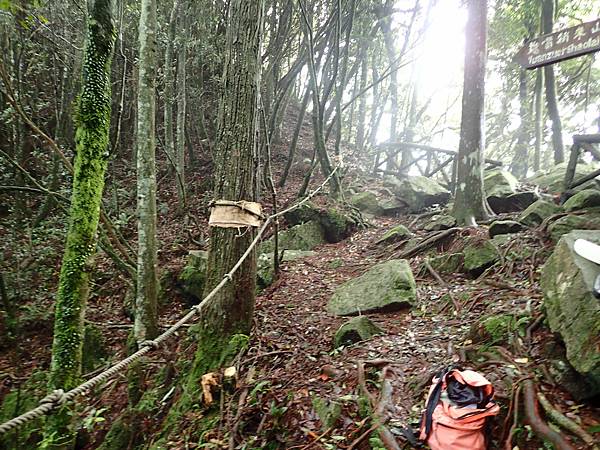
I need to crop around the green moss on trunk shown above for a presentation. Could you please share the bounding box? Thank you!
[45,1,116,447]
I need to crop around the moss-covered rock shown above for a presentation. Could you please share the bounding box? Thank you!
[333,316,384,349]
[375,224,412,245]
[389,176,450,212]
[379,196,407,216]
[547,213,600,243]
[312,396,341,430]
[528,162,600,193]
[518,199,562,227]
[468,314,527,346]
[256,250,315,289]
[429,253,464,274]
[462,238,500,275]
[260,221,326,253]
[563,189,600,212]
[541,230,600,399]
[179,250,208,304]
[423,214,456,231]
[0,371,48,449]
[487,191,539,214]
[488,220,525,238]
[283,202,356,243]
[327,260,416,316]
[350,192,384,216]
[484,170,518,198]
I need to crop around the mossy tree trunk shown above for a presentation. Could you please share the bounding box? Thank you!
[175,12,187,213]
[184,0,264,403]
[452,0,488,226]
[135,0,159,343]
[45,0,116,447]
[510,67,531,179]
[164,0,179,175]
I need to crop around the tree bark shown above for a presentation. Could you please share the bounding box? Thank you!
[510,67,530,178]
[176,16,187,213]
[184,0,264,401]
[45,0,116,447]
[452,0,488,225]
[541,0,564,164]
[533,68,543,172]
[164,0,179,175]
[135,0,159,343]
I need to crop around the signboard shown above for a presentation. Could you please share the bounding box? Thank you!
[515,18,600,69]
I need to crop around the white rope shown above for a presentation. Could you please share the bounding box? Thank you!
[0,167,339,435]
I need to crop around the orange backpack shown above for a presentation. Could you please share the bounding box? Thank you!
[418,368,500,450]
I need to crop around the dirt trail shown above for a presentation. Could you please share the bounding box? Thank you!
[232,216,527,448]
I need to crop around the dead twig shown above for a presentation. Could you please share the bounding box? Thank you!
[504,385,521,450]
[424,258,446,286]
[397,227,459,259]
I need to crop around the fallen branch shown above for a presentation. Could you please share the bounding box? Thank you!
[398,227,459,259]
[423,258,446,286]
[537,390,598,449]
[522,380,576,450]
[504,385,521,450]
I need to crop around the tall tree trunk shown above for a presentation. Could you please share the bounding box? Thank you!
[135,0,159,343]
[541,0,564,164]
[452,0,488,226]
[182,0,264,408]
[176,22,187,213]
[533,68,543,172]
[164,0,179,174]
[510,67,530,178]
[355,51,368,151]
[45,0,116,447]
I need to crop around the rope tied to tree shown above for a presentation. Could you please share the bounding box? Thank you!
[208,200,264,228]
[0,167,340,436]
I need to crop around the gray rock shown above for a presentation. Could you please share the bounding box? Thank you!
[389,176,450,212]
[350,192,384,216]
[487,191,539,214]
[283,202,356,243]
[260,221,325,253]
[428,253,463,274]
[462,237,500,275]
[376,224,412,245]
[333,316,384,349]
[488,220,525,238]
[518,200,562,227]
[540,230,600,398]
[423,214,456,231]
[484,169,518,198]
[547,213,600,243]
[563,189,600,212]
[327,260,416,316]
[528,162,600,193]
[179,250,208,302]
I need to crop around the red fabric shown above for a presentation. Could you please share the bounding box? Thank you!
[419,369,500,450]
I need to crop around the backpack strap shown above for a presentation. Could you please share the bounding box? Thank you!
[422,369,447,438]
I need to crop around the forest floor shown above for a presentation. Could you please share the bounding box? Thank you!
[1,104,599,449]
[216,212,600,450]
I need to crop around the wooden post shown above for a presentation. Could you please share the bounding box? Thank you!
[563,143,580,192]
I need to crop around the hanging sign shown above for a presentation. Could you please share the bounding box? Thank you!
[514,18,600,69]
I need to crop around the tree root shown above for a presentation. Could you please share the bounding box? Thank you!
[537,390,598,449]
[522,380,576,450]
[356,361,402,450]
[398,227,459,259]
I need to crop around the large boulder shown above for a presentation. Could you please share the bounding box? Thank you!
[487,191,539,214]
[284,202,356,243]
[333,316,384,349]
[260,221,326,253]
[518,199,561,227]
[350,192,384,216]
[540,230,600,398]
[327,260,416,316]
[484,170,518,198]
[423,214,456,231]
[563,189,600,212]
[257,250,315,289]
[547,212,600,243]
[389,176,450,212]
[428,253,464,274]
[462,237,500,275]
[375,224,412,245]
[488,220,525,238]
[528,162,600,193]
[179,250,208,303]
